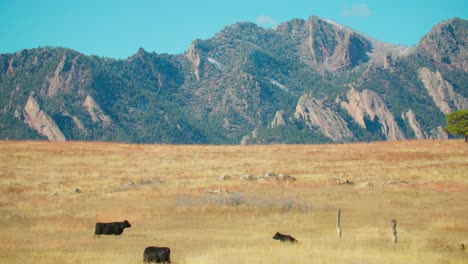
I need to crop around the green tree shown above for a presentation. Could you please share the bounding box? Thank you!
[444,110,468,143]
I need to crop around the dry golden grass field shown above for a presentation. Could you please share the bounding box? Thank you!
[0,140,467,263]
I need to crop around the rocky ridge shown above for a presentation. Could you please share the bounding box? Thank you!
[0,17,466,144]
[295,94,354,142]
[401,109,427,139]
[340,89,406,141]
[22,95,65,141]
[417,18,468,72]
[418,67,468,114]
[82,95,112,126]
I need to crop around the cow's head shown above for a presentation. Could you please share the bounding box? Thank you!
[123,220,131,228]
[272,232,282,240]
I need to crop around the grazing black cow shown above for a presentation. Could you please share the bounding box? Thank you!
[143,246,171,263]
[273,232,298,243]
[94,220,131,236]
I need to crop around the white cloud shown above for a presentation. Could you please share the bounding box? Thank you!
[256,15,278,28]
[343,3,371,17]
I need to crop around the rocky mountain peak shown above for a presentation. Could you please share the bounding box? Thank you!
[276,18,306,34]
[127,47,152,62]
[220,22,260,34]
[281,15,373,71]
[136,47,147,55]
[417,18,468,72]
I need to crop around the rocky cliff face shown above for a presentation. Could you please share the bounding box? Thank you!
[22,95,65,141]
[418,67,468,114]
[82,95,111,126]
[277,16,372,71]
[430,126,449,139]
[271,110,286,127]
[295,94,354,142]
[402,109,427,139]
[340,89,406,141]
[186,41,202,81]
[46,53,88,97]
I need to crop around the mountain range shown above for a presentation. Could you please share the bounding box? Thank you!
[1,16,467,144]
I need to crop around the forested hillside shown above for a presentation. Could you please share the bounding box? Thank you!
[1,17,466,144]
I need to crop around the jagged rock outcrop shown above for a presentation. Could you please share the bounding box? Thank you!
[186,41,202,81]
[62,111,88,135]
[418,67,468,114]
[46,53,87,97]
[271,111,286,127]
[305,17,372,71]
[22,95,65,141]
[402,109,427,139]
[295,94,354,142]
[340,88,406,140]
[417,18,467,72]
[7,57,14,76]
[47,54,68,97]
[276,16,373,72]
[383,53,394,70]
[430,126,449,139]
[82,95,111,125]
[240,135,249,145]
[240,127,259,145]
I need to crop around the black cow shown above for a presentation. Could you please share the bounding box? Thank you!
[143,246,171,263]
[272,232,298,243]
[94,220,131,236]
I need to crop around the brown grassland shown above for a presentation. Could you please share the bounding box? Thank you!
[0,140,467,263]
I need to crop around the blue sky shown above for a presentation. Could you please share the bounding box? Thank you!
[0,0,466,59]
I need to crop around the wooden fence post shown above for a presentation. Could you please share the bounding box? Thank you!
[391,219,397,244]
[337,208,342,239]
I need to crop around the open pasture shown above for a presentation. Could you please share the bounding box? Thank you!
[0,140,467,263]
